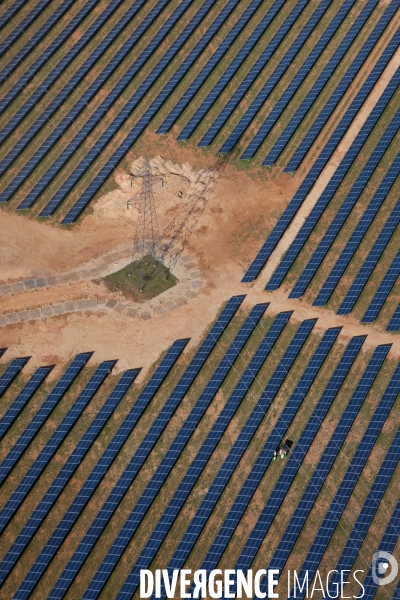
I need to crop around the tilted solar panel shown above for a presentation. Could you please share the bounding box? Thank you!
[387,303,400,332]
[338,199,400,314]
[326,428,400,597]
[0,366,53,440]
[0,360,116,531]
[0,0,26,31]
[0,0,53,59]
[14,298,241,598]
[63,304,267,600]
[256,344,391,597]
[314,154,400,306]
[0,357,30,397]
[287,362,400,599]
[0,369,139,587]
[362,250,400,323]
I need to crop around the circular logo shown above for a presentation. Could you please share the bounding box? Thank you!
[371,551,398,586]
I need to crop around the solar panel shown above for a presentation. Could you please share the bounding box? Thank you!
[289,125,400,298]
[256,344,391,596]
[241,0,358,159]
[314,155,400,306]
[19,0,204,214]
[394,574,400,600]
[0,0,149,148]
[287,362,400,599]
[0,366,53,440]
[118,319,322,598]
[343,498,400,600]
[0,0,26,31]
[0,0,122,119]
[0,348,7,358]
[0,360,116,532]
[198,0,309,148]
[0,357,30,397]
[157,0,267,135]
[326,428,400,597]
[61,0,241,224]
[14,299,241,598]
[0,0,53,59]
[219,0,333,155]
[241,35,400,283]
[338,199,400,314]
[173,0,288,141]
[0,353,91,485]
[263,0,396,165]
[3,0,175,206]
[0,369,139,587]
[361,250,400,323]
[129,325,341,600]
[63,304,267,599]
[387,303,400,332]
[266,102,400,292]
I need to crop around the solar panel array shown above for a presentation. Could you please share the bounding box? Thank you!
[0,357,30,397]
[0,0,53,60]
[50,302,265,599]
[361,249,400,323]
[288,125,400,298]
[0,353,91,485]
[0,369,139,587]
[326,428,400,596]
[14,298,242,598]
[256,344,391,595]
[0,360,117,533]
[338,199,400,315]
[0,0,148,146]
[387,303,400,332]
[242,36,400,282]
[0,0,26,32]
[314,154,400,306]
[287,361,400,599]
[266,101,400,292]
[0,366,52,440]
[262,0,396,165]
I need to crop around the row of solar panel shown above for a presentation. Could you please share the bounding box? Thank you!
[0,0,26,33]
[242,31,400,282]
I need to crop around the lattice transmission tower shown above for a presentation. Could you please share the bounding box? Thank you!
[127,157,164,291]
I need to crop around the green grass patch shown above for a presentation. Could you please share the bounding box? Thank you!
[101,259,177,302]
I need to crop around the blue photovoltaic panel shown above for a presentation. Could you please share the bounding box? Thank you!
[0,0,26,31]
[157,0,266,134]
[65,304,267,599]
[338,199,400,314]
[393,574,400,600]
[0,348,7,359]
[326,428,400,597]
[289,125,400,298]
[314,154,400,306]
[0,361,116,531]
[0,369,139,587]
[266,102,400,292]
[0,0,150,146]
[256,345,391,597]
[362,250,400,323]
[18,0,202,214]
[241,35,400,283]
[225,336,366,593]
[117,319,321,599]
[287,362,400,600]
[176,0,289,141]
[0,357,30,397]
[198,0,309,147]
[241,0,358,159]
[14,299,241,599]
[0,0,53,59]
[0,0,111,111]
[263,1,396,165]
[2,0,176,204]
[60,0,240,224]
[135,325,341,600]
[0,366,53,440]
[356,497,400,600]
[0,353,91,485]
[0,0,77,77]
[387,303,400,332]
[220,0,333,156]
